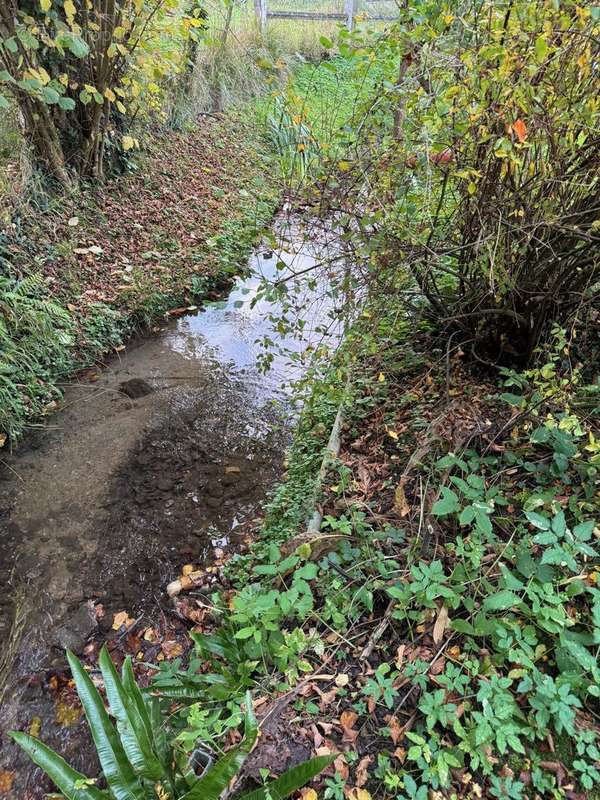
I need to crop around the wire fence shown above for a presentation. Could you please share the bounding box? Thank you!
[254,0,400,32]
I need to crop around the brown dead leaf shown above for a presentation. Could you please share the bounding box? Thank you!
[161,640,183,659]
[0,771,15,793]
[395,644,406,670]
[316,685,337,710]
[0,434,6,449]
[334,754,349,781]
[355,755,373,787]
[393,747,406,762]
[433,605,449,644]
[429,656,446,676]
[340,710,359,743]
[310,724,323,749]
[388,715,403,744]
[317,721,334,735]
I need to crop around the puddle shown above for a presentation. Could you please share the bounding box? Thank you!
[0,213,345,795]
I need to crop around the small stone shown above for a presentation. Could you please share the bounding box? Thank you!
[118,378,153,399]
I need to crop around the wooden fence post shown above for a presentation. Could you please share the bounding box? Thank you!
[344,0,356,30]
[254,0,267,35]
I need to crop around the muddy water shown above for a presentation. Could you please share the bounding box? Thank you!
[0,215,342,795]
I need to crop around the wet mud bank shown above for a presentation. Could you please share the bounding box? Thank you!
[0,214,343,796]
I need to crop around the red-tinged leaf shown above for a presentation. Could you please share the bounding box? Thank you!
[513,118,527,143]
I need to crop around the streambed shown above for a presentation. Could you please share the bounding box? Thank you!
[0,213,343,796]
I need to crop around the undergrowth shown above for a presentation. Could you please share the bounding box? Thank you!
[0,111,279,445]
[156,305,600,799]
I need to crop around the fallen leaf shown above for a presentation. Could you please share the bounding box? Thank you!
[355,755,373,787]
[334,753,349,781]
[335,673,350,687]
[340,710,359,743]
[388,715,403,744]
[394,481,410,517]
[161,640,183,659]
[112,610,135,630]
[513,118,527,143]
[300,790,318,800]
[143,627,159,643]
[433,605,449,644]
[0,771,15,793]
[348,789,371,800]
[316,685,337,710]
[55,700,83,727]
[0,433,6,448]
[395,644,406,669]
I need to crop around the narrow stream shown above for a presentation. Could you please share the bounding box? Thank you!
[0,213,343,796]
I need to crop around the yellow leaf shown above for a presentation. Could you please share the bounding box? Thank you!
[394,482,410,517]
[64,0,76,19]
[122,135,135,151]
[58,72,68,85]
[104,87,116,101]
[116,100,126,114]
[338,161,350,171]
[348,790,371,800]
[40,0,51,11]
[112,610,135,629]
[378,372,385,382]
[387,430,399,440]
[301,791,318,800]
[29,716,42,738]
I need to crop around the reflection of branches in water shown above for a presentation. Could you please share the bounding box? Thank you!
[253,210,355,381]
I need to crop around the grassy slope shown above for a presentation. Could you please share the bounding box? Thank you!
[0,110,279,444]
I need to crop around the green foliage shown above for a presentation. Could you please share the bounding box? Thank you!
[11,647,332,800]
[283,1,600,362]
[0,270,74,441]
